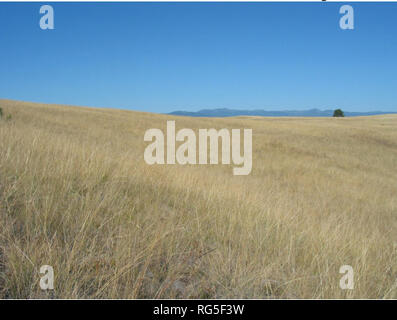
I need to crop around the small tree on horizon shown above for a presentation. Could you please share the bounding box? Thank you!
[0,107,3,118]
[333,109,345,117]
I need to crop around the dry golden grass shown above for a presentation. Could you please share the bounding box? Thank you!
[0,99,396,299]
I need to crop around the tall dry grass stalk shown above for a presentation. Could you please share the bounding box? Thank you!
[0,99,396,298]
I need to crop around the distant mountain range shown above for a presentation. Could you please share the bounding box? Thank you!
[168,108,396,118]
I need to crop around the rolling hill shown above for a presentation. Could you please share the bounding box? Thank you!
[0,99,396,299]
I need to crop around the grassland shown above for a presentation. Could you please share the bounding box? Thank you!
[0,99,396,299]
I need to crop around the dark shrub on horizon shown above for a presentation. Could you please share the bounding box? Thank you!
[333,109,345,117]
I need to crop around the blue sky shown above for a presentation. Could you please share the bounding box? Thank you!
[0,2,396,113]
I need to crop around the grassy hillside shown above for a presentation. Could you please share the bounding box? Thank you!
[0,99,396,298]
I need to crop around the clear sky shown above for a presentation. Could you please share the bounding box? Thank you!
[0,2,396,113]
